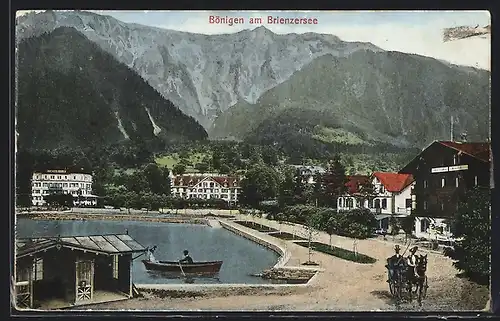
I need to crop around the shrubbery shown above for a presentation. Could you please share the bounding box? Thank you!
[295,241,376,264]
[268,205,377,240]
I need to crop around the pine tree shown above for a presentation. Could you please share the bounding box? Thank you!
[322,155,348,208]
[292,169,307,205]
[278,168,295,208]
[312,171,324,206]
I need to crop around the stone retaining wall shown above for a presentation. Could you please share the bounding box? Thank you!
[218,220,290,268]
[261,268,316,281]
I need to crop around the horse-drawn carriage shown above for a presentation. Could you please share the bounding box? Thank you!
[386,250,429,304]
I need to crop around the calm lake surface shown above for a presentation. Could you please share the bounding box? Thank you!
[16,218,279,284]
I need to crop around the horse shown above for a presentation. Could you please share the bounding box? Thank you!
[405,254,428,304]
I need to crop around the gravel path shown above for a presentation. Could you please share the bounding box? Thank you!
[69,213,489,312]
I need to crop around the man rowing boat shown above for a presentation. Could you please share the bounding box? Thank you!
[179,249,194,264]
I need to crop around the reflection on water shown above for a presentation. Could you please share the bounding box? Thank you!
[16,218,279,284]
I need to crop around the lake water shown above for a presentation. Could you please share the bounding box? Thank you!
[16,218,280,284]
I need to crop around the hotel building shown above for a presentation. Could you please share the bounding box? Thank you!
[31,169,98,207]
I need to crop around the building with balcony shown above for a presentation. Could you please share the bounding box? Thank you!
[399,140,491,241]
[337,173,414,231]
[170,173,241,205]
[31,169,98,207]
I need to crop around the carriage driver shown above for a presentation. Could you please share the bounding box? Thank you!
[407,246,420,279]
[386,244,403,282]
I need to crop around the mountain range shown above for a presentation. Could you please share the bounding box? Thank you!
[213,50,490,148]
[15,10,491,151]
[16,26,207,150]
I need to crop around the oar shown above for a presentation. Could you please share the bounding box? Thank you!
[178,261,186,277]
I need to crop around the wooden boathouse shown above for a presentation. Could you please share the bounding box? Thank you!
[14,234,147,310]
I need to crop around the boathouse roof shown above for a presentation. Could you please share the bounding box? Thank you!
[16,234,147,258]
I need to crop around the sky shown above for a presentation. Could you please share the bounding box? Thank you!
[17,10,491,69]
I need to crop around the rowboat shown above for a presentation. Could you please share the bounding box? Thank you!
[141,259,223,274]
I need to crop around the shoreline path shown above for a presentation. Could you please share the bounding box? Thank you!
[21,210,487,311]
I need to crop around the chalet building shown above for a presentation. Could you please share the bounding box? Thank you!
[31,169,98,207]
[399,141,491,241]
[337,175,371,210]
[370,172,414,217]
[337,173,414,231]
[170,173,241,205]
[14,234,147,310]
[290,165,326,184]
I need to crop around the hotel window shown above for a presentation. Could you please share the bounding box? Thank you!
[51,175,55,179]
[57,175,61,179]
[63,183,68,187]
[423,201,428,210]
[112,255,119,279]
[441,178,446,188]
[474,176,478,186]
[423,180,428,188]
[382,199,387,209]
[32,257,43,281]
[455,177,459,187]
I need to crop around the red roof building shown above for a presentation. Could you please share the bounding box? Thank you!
[345,175,371,195]
[338,173,414,219]
[437,141,490,163]
[397,140,491,240]
[171,174,241,203]
[372,172,414,193]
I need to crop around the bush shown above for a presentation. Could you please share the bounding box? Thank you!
[269,205,377,240]
[295,241,377,264]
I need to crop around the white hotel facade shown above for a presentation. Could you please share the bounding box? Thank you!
[31,169,98,207]
[170,173,241,205]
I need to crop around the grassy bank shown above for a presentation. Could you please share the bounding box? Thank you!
[295,241,377,264]
[23,212,210,225]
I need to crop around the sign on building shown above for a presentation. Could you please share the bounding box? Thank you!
[431,165,468,173]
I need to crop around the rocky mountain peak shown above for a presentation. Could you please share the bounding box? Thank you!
[16,10,386,130]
